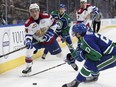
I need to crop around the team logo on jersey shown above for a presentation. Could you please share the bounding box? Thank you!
[56,20,63,29]
[35,27,47,37]
[32,23,37,28]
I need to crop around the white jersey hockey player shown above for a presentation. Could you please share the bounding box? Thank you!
[22,3,62,74]
[76,0,99,28]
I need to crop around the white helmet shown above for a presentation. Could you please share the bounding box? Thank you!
[80,0,87,2]
[29,3,40,11]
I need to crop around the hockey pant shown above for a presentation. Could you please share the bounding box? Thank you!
[76,55,116,82]
[25,37,62,63]
[43,34,74,55]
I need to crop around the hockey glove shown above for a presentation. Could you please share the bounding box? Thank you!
[24,38,33,49]
[59,35,66,43]
[61,37,66,43]
[65,53,75,65]
[71,48,85,62]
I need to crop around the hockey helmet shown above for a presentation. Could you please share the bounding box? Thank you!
[72,23,87,36]
[29,3,40,11]
[80,0,87,3]
[59,4,66,8]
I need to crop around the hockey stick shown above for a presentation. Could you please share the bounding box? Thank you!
[0,42,39,58]
[28,62,66,77]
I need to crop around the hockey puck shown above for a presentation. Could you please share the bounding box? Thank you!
[33,83,37,85]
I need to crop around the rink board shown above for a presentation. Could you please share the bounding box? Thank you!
[0,38,77,74]
[0,19,116,74]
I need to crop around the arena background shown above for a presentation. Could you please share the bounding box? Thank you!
[0,0,116,25]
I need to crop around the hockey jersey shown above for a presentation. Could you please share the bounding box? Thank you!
[76,4,98,26]
[73,33,115,61]
[25,13,57,43]
[51,11,71,36]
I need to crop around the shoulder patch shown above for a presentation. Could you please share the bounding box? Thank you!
[77,8,84,14]
[39,13,50,19]
[86,4,92,8]
[25,17,34,27]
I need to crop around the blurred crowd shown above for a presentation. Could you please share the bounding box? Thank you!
[0,0,116,25]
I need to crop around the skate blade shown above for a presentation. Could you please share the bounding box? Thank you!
[20,73,31,77]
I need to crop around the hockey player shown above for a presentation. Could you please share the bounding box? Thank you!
[76,0,99,28]
[62,23,116,87]
[41,4,78,71]
[42,4,74,59]
[22,3,62,74]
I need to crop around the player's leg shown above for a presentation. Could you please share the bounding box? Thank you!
[22,39,42,74]
[82,55,116,82]
[77,59,99,82]
[46,39,62,56]
[65,37,78,71]
[62,59,99,87]
[92,20,96,32]
[41,49,48,59]
[96,55,116,71]
[41,33,59,59]
[22,48,34,74]
[22,39,36,74]
[62,79,80,87]
[81,55,116,82]
[96,21,101,32]
[109,45,116,55]
[65,36,74,53]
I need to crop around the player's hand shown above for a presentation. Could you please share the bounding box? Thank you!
[24,39,33,49]
[65,53,75,65]
[59,35,65,43]
[61,38,65,43]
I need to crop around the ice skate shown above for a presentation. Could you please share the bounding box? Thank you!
[84,76,99,83]
[41,54,46,59]
[71,63,78,71]
[62,79,80,87]
[21,67,32,77]
[65,53,78,71]
[22,67,32,74]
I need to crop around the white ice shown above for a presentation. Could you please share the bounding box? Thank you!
[0,28,116,87]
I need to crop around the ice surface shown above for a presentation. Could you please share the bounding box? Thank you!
[0,28,116,87]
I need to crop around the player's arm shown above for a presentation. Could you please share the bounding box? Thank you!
[67,14,72,26]
[42,29,55,42]
[76,10,79,20]
[51,11,62,35]
[24,18,35,41]
[88,6,99,20]
[49,16,58,31]
[84,14,91,25]
[84,5,98,25]
[39,15,57,42]
[40,14,58,32]
[51,11,57,18]
[24,26,33,49]
[69,39,85,62]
